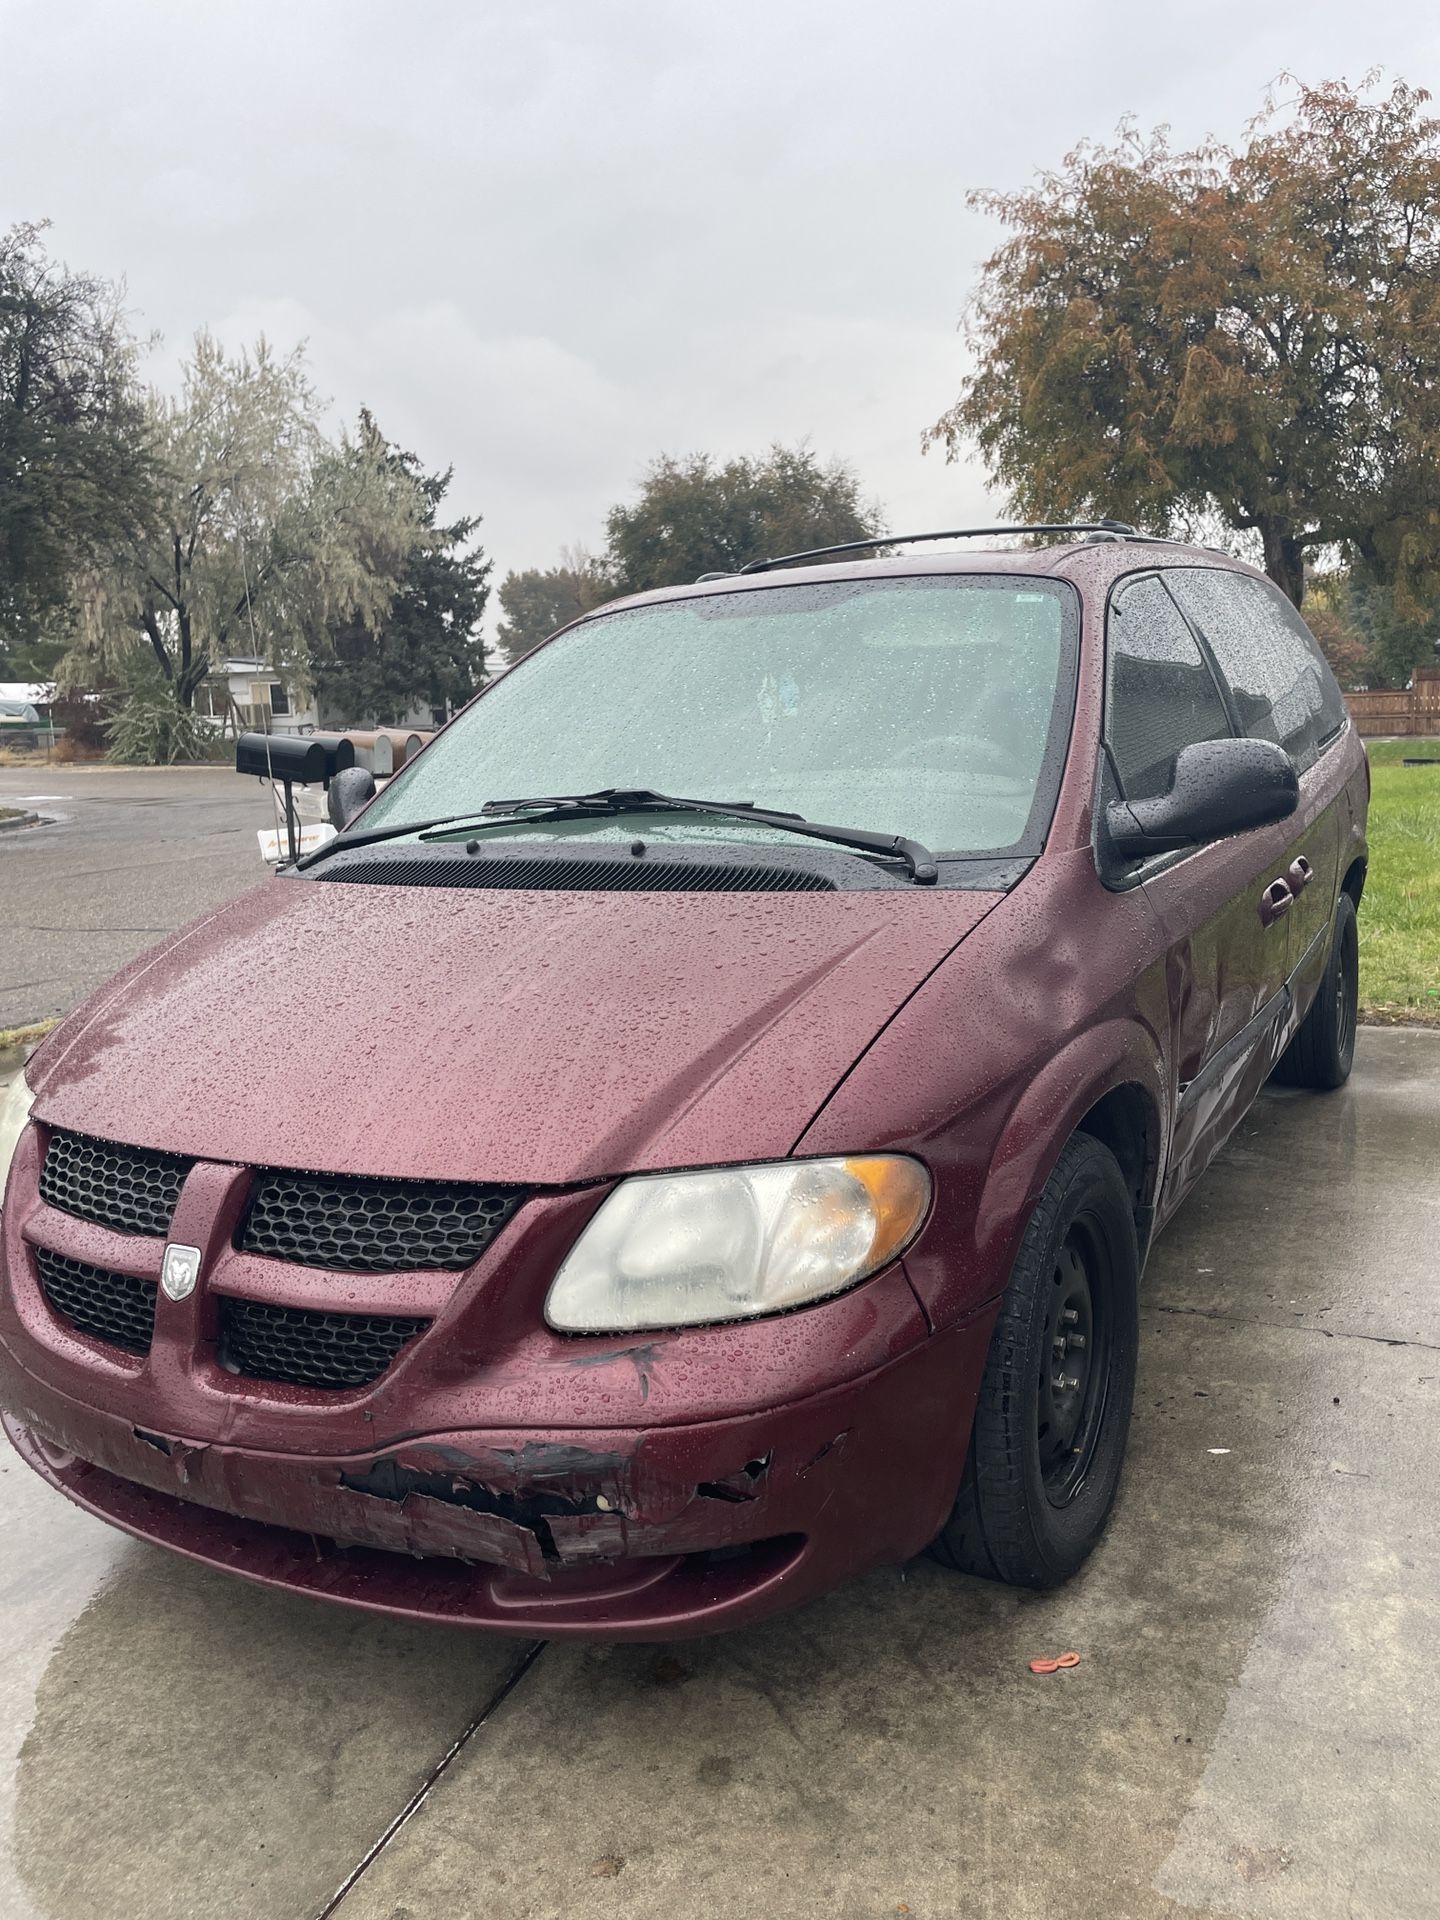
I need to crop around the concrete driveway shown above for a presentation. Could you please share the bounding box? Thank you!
[1,1026,1436,1919]
[0,765,274,1029]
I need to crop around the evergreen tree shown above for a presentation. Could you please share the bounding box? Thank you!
[0,221,157,675]
[314,426,490,725]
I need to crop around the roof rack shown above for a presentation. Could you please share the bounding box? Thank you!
[712,521,1140,580]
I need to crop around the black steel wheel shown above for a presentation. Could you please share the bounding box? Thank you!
[931,1133,1139,1588]
[1037,1228,1114,1506]
[1274,892,1359,1091]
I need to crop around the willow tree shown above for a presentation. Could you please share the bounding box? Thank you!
[74,332,424,710]
[927,77,1440,608]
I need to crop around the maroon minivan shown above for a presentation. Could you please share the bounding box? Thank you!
[0,526,1367,1638]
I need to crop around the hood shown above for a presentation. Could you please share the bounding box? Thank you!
[30,876,999,1184]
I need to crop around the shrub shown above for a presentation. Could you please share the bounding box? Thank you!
[48,688,109,753]
[103,660,227,764]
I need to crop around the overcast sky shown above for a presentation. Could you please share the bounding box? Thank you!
[4,0,1438,599]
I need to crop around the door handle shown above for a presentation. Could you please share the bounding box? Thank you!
[1259,878,1294,927]
[1287,855,1313,893]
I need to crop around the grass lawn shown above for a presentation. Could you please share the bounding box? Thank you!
[1356,738,1440,1025]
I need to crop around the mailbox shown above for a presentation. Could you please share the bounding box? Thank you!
[235,732,357,865]
[234,733,355,783]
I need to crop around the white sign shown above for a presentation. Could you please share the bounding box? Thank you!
[257,823,336,863]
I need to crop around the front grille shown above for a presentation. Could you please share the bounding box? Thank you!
[237,1169,525,1273]
[35,1247,156,1355]
[40,1129,192,1238]
[314,855,836,893]
[218,1298,429,1390]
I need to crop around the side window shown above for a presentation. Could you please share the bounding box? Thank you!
[1105,576,1233,800]
[1250,579,1348,747]
[1167,570,1345,771]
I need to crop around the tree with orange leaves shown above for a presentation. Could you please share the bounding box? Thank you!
[927,76,1440,610]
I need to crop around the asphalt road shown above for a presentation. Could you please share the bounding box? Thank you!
[0,765,275,1030]
[1,1025,1437,1917]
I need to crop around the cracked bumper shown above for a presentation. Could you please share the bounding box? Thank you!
[1,1319,989,1638]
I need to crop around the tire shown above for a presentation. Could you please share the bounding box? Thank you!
[930,1134,1140,1588]
[1273,892,1358,1091]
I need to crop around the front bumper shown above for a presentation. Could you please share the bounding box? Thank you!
[1,1317,987,1638]
[0,1121,993,1637]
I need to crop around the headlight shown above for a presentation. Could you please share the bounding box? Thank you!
[0,1073,36,1209]
[545,1155,931,1333]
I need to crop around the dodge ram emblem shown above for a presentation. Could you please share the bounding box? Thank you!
[161,1244,202,1302]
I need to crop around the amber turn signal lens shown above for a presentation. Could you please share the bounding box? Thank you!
[842,1155,932,1272]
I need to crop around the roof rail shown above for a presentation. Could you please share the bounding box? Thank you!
[715,521,1140,580]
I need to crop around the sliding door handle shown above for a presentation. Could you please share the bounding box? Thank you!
[1287,855,1313,893]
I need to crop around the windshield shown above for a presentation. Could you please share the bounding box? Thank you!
[358,574,1080,860]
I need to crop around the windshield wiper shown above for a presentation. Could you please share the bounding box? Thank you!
[295,789,719,871]
[302,788,939,883]
[429,788,941,884]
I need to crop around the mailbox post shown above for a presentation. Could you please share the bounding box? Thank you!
[235,733,356,863]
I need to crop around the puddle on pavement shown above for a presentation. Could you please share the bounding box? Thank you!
[0,1452,129,1920]
[4,1533,523,1920]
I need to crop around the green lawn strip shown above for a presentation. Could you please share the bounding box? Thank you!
[1363,737,1440,766]
[1356,742,1440,1025]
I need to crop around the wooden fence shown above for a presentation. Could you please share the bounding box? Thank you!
[1344,667,1440,738]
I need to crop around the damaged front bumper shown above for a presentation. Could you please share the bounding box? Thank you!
[1,1319,988,1638]
[0,1128,994,1637]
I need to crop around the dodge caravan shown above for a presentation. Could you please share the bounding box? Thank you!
[0,525,1368,1638]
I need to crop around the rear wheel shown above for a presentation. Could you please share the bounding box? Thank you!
[930,1134,1139,1588]
[1273,892,1358,1090]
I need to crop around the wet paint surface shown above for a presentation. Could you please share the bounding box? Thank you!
[25,878,997,1183]
[2,1028,1437,1917]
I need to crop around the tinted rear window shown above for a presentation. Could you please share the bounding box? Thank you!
[1166,570,1348,770]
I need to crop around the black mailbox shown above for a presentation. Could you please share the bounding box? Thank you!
[235,733,355,783]
[236,732,359,865]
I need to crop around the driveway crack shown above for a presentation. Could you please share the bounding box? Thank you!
[313,1639,546,1918]
[1153,1301,1440,1352]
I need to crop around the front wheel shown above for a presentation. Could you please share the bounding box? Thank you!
[1273,892,1359,1090]
[930,1134,1140,1588]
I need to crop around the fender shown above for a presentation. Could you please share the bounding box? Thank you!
[971,1021,1168,1286]
[893,1019,1168,1330]
[803,1008,1169,1332]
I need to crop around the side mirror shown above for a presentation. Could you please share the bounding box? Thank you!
[327,764,377,831]
[1106,738,1298,859]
